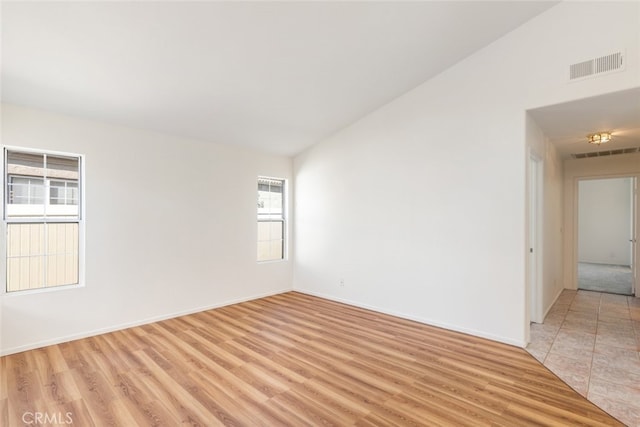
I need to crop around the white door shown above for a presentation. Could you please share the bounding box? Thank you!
[632,177,638,296]
[529,156,542,323]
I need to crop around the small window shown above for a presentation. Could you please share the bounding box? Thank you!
[8,176,45,205]
[4,148,83,292]
[257,177,285,262]
[50,180,78,206]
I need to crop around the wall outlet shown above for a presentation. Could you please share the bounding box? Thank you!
[339,278,345,287]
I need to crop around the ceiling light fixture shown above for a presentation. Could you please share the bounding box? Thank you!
[587,132,612,145]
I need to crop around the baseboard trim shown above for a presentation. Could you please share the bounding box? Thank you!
[294,289,526,348]
[0,288,291,356]
[543,286,565,320]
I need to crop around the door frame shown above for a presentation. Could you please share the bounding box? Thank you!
[528,154,544,324]
[631,176,637,296]
[572,174,639,297]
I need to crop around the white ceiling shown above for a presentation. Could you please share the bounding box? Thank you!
[528,88,640,158]
[2,1,557,156]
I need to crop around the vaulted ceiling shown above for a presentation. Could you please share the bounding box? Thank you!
[1,2,558,156]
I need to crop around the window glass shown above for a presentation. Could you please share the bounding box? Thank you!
[50,180,79,205]
[9,176,45,205]
[4,149,82,292]
[257,177,285,262]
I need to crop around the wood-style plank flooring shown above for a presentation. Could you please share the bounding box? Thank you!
[0,292,624,426]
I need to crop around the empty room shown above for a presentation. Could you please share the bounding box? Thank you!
[1,1,639,426]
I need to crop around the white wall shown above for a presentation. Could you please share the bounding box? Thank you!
[0,104,293,355]
[293,2,639,346]
[564,153,640,290]
[578,178,632,266]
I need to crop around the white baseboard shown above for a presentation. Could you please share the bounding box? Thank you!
[294,289,527,348]
[543,286,565,320]
[0,288,291,356]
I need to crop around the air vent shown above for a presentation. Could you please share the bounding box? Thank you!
[569,52,624,81]
[571,147,640,159]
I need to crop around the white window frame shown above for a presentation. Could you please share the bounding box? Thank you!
[257,176,287,263]
[2,146,86,295]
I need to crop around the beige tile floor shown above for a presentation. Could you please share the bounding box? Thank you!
[527,289,640,426]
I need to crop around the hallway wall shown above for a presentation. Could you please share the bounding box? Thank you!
[578,178,633,266]
[526,115,565,322]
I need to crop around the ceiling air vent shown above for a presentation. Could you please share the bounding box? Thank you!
[571,146,640,159]
[569,52,624,81]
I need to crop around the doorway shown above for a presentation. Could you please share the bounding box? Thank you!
[577,177,637,295]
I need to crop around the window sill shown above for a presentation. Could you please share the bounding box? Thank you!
[257,259,288,264]
[3,282,85,297]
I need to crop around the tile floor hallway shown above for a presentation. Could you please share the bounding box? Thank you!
[527,289,640,427]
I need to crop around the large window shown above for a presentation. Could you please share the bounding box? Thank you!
[257,177,285,262]
[4,149,83,292]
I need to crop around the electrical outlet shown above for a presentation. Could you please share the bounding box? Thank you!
[339,278,345,287]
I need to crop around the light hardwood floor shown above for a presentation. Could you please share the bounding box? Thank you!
[0,292,624,426]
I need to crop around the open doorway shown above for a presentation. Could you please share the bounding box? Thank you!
[577,177,636,295]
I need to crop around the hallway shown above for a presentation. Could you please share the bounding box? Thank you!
[527,289,640,426]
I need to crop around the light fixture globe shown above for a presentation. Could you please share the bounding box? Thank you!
[587,132,612,145]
